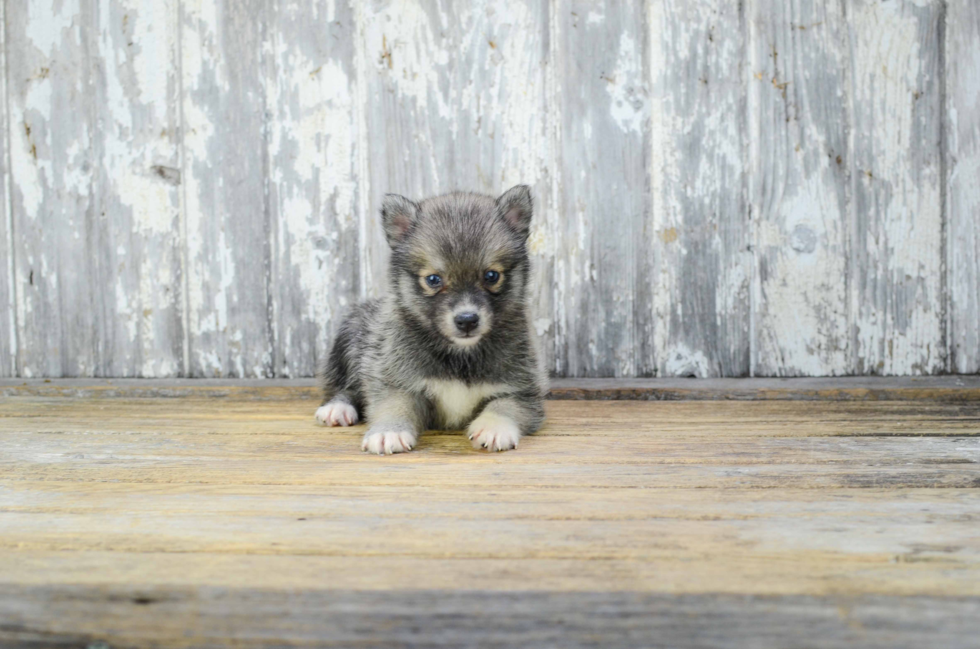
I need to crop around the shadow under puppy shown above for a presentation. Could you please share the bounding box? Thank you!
[315,185,547,454]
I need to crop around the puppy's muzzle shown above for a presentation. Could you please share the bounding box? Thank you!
[454,312,480,334]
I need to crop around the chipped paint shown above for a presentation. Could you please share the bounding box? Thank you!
[748,0,849,377]
[1,0,971,378]
[0,0,15,377]
[605,32,648,134]
[947,0,980,373]
[651,0,749,377]
[850,0,944,375]
[268,0,359,378]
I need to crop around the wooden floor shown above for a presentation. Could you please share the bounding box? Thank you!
[1,381,979,648]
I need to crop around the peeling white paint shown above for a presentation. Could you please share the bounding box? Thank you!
[663,343,712,378]
[2,0,969,378]
[0,0,15,377]
[850,0,943,375]
[650,0,748,377]
[25,0,79,57]
[746,0,850,377]
[605,32,648,134]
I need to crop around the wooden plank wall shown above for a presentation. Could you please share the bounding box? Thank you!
[947,0,980,374]
[0,0,975,378]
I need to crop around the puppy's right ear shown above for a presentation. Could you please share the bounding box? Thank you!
[381,194,419,247]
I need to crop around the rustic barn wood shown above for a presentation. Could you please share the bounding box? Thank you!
[2,587,979,649]
[5,375,980,402]
[748,0,850,377]
[850,0,945,376]
[1,1,12,379]
[355,0,554,371]
[180,0,276,378]
[6,0,185,378]
[266,0,361,378]
[650,0,750,378]
[0,1,977,378]
[0,386,978,646]
[947,0,980,375]
[555,0,651,378]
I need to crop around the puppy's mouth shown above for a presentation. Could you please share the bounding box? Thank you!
[451,332,483,347]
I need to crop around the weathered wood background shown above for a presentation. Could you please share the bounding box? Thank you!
[2,0,978,378]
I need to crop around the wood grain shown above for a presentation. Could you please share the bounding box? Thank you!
[355,0,554,365]
[0,392,978,646]
[0,0,12,379]
[98,0,185,378]
[3,586,978,649]
[554,0,651,377]
[267,0,360,378]
[649,0,750,377]
[946,0,980,374]
[353,0,551,278]
[749,0,850,376]
[849,0,944,375]
[0,3,976,380]
[6,0,184,378]
[6,0,96,378]
[181,0,274,377]
[6,376,980,401]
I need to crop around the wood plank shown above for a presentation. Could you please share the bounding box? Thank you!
[354,4,550,278]
[181,0,273,377]
[6,376,980,401]
[3,395,980,431]
[266,0,360,379]
[749,0,850,376]
[0,393,978,645]
[849,0,944,375]
[6,0,96,378]
[354,0,554,367]
[5,0,184,379]
[649,0,750,377]
[95,0,185,377]
[3,482,980,558]
[946,0,980,374]
[554,0,651,377]
[3,428,978,468]
[1,399,978,491]
[2,586,978,649]
[2,551,977,599]
[0,0,13,379]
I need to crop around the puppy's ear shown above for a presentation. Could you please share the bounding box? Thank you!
[381,194,420,247]
[495,184,533,239]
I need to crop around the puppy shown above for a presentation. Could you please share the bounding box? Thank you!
[314,185,547,454]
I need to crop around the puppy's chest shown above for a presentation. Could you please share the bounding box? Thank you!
[422,379,511,428]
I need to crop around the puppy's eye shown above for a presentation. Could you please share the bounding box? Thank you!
[425,274,443,288]
[483,270,500,284]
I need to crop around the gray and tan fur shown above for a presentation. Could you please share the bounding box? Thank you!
[315,186,547,454]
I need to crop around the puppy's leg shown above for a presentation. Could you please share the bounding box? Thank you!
[314,394,360,427]
[468,394,545,452]
[362,391,427,455]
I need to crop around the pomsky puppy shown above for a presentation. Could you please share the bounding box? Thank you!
[315,185,547,454]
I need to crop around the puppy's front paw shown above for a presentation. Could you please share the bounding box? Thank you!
[315,401,359,427]
[362,428,416,455]
[468,412,521,452]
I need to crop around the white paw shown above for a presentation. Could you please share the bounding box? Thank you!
[468,412,521,452]
[361,429,416,455]
[315,401,359,427]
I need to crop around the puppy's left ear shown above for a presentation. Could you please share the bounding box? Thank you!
[381,194,420,247]
[495,184,533,240]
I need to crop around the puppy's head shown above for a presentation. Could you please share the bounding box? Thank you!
[382,185,533,350]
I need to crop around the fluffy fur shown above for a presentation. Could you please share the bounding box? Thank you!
[315,185,547,454]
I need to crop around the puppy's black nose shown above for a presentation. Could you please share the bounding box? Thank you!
[454,312,480,334]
